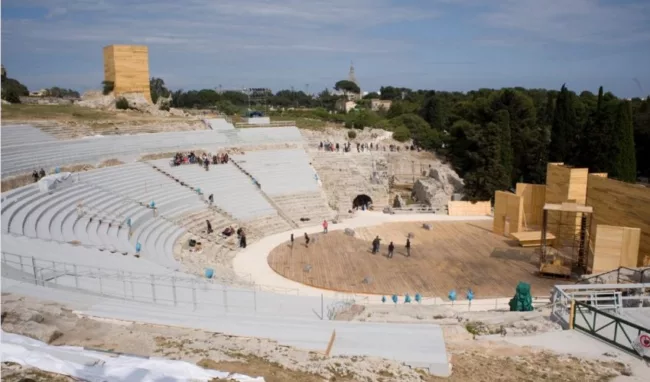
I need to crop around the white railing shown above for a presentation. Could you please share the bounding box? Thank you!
[0,251,341,319]
[550,283,650,328]
[234,121,296,128]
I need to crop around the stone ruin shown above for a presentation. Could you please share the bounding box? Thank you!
[412,165,464,211]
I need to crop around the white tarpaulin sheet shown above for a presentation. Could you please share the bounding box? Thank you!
[37,172,75,193]
[1,330,264,382]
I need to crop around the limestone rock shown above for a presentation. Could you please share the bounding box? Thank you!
[344,228,356,236]
[412,165,464,210]
[169,107,186,117]
[121,92,150,112]
[75,92,116,109]
[3,321,63,344]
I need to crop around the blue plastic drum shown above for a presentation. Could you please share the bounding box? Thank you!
[204,268,214,279]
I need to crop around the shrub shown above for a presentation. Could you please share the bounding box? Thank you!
[102,81,114,95]
[344,120,353,129]
[115,97,129,110]
[159,103,171,111]
[347,130,357,139]
[392,125,411,142]
[3,89,21,103]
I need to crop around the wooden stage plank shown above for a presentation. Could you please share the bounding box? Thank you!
[268,221,558,298]
[511,231,556,247]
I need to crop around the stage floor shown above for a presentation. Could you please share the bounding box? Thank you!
[268,220,559,298]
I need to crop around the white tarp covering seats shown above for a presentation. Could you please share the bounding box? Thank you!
[38,172,76,193]
[1,330,265,382]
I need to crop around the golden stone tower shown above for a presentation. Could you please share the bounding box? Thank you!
[103,45,152,103]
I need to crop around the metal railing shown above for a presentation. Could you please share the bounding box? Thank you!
[572,300,649,360]
[577,267,650,285]
[234,121,296,128]
[0,252,327,318]
[551,283,650,328]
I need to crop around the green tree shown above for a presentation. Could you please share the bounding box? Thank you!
[495,109,513,186]
[419,91,447,130]
[460,120,508,201]
[1,68,29,102]
[334,80,360,95]
[150,77,170,104]
[612,101,637,182]
[391,113,441,149]
[363,92,380,99]
[580,86,618,172]
[631,97,650,178]
[549,84,577,162]
[392,125,411,142]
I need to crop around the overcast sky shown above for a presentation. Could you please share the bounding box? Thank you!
[2,0,650,97]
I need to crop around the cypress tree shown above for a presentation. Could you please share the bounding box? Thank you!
[549,84,577,162]
[495,109,513,188]
[581,86,617,172]
[419,91,446,130]
[463,121,507,201]
[612,101,637,182]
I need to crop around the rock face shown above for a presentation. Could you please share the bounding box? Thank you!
[75,91,116,109]
[1,305,63,344]
[19,96,75,105]
[393,194,406,208]
[412,165,464,211]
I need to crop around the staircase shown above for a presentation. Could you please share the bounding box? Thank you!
[146,162,236,221]
[229,158,299,229]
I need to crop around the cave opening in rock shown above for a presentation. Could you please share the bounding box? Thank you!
[352,194,373,210]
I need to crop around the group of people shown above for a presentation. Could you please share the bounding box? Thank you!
[172,151,230,170]
[318,141,421,153]
[31,168,47,182]
[371,236,411,258]
[288,220,330,249]
[205,220,247,248]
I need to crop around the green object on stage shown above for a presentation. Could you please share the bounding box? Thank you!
[509,282,533,312]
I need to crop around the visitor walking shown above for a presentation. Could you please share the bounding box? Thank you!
[405,238,411,257]
[290,233,294,248]
[388,242,395,258]
[304,232,310,248]
[240,232,247,248]
[206,220,213,234]
[372,236,380,254]
[208,194,214,206]
[322,220,328,233]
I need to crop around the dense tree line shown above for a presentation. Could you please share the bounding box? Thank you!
[130,77,650,198]
[43,87,80,98]
[1,66,29,103]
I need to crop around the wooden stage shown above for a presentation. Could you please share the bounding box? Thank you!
[268,220,559,298]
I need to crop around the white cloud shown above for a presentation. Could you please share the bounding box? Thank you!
[2,0,439,56]
[479,0,650,44]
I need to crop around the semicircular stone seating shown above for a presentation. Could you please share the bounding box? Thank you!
[1,162,206,270]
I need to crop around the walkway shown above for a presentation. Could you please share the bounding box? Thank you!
[233,211,508,307]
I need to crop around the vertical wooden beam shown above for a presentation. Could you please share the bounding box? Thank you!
[325,330,337,357]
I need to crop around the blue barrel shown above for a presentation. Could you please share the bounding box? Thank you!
[204,268,214,279]
[135,242,141,253]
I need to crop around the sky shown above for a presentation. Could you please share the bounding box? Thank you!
[2,0,650,97]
